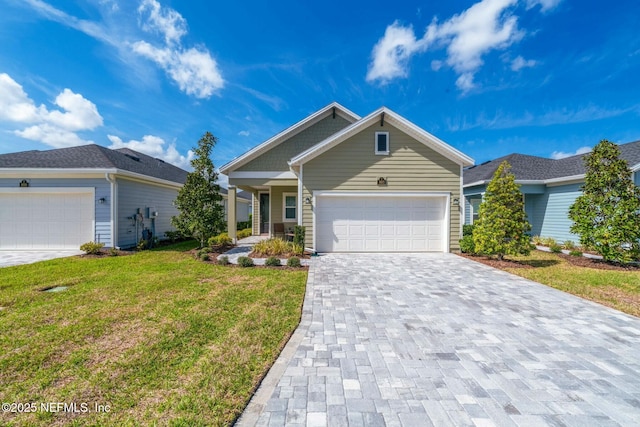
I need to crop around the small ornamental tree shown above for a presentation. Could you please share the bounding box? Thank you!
[568,139,640,263]
[171,132,225,247]
[473,161,532,260]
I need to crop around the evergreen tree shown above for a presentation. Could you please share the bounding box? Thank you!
[171,132,224,247]
[568,139,640,263]
[473,161,531,260]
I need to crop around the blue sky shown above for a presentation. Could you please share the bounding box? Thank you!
[1,0,639,184]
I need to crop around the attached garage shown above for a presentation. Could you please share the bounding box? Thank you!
[0,189,94,250]
[315,193,448,252]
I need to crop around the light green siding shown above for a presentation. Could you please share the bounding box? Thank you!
[237,115,351,172]
[252,191,259,235]
[302,122,462,251]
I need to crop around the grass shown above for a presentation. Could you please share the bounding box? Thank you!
[0,241,307,426]
[500,251,640,317]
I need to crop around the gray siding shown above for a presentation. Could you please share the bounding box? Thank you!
[635,171,639,186]
[537,183,582,243]
[0,177,112,246]
[237,115,351,172]
[302,122,462,251]
[116,178,180,248]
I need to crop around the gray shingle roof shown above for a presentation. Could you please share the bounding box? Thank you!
[0,144,188,184]
[464,140,640,186]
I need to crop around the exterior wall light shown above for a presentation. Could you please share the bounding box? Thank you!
[305,197,311,204]
[453,198,460,206]
[99,197,106,204]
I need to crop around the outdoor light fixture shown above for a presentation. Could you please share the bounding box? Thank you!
[305,197,311,204]
[99,197,106,204]
[453,198,460,206]
[19,179,29,187]
[377,177,387,185]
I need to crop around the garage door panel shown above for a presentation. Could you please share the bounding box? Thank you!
[316,195,446,252]
[0,192,94,250]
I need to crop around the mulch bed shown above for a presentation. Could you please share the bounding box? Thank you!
[80,249,135,258]
[458,252,640,271]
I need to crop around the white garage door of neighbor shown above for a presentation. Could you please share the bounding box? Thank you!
[0,191,95,249]
[315,195,446,252]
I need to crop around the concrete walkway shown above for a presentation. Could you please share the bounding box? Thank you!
[0,250,83,268]
[237,253,640,426]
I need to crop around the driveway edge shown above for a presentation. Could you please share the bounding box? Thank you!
[234,257,316,426]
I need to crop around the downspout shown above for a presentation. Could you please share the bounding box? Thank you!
[106,173,118,248]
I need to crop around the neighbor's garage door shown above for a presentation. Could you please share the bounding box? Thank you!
[315,195,446,252]
[0,191,94,249]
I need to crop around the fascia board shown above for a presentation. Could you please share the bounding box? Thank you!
[220,102,360,174]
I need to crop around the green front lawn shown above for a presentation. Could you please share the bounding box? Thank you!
[0,242,307,426]
[500,251,640,317]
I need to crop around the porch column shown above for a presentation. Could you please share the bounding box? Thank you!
[228,186,237,243]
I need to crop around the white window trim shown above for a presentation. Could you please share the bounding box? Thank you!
[282,192,297,222]
[375,131,389,155]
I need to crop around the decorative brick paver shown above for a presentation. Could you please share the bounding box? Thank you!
[239,253,640,426]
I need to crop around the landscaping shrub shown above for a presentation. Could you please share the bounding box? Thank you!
[237,256,254,267]
[237,228,252,239]
[459,235,476,254]
[80,241,105,255]
[265,256,281,267]
[569,250,583,257]
[253,238,303,257]
[563,240,576,250]
[287,257,302,268]
[108,247,118,257]
[541,236,557,247]
[531,235,543,245]
[217,255,229,265]
[164,230,186,243]
[293,225,306,248]
[462,224,475,237]
[549,244,562,253]
[237,220,251,230]
[208,233,233,248]
[200,253,210,261]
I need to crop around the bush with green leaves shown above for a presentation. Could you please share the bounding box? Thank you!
[237,221,251,230]
[569,139,640,263]
[562,240,576,250]
[265,256,281,267]
[208,233,233,248]
[459,235,476,254]
[80,241,105,255]
[164,230,185,243]
[531,235,543,245]
[217,255,229,266]
[237,228,252,239]
[253,238,303,257]
[287,257,302,268]
[293,225,306,248]
[541,236,557,247]
[569,250,583,257]
[549,244,562,253]
[462,224,475,237]
[108,247,118,257]
[237,256,254,267]
[200,253,210,261]
[473,161,532,260]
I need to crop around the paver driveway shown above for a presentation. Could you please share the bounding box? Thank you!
[238,253,640,427]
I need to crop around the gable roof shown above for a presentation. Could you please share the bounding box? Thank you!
[463,140,640,186]
[219,102,360,174]
[289,107,474,167]
[0,144,188,184]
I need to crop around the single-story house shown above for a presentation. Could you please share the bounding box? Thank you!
[0,144,251,250]
[463,140,640,242]
[221,102,474,253]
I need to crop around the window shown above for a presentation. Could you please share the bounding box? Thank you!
[283,193,297,222]
[471,199,481,224]
[375,132,389,155]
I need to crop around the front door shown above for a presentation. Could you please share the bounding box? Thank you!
[259,193,270,234]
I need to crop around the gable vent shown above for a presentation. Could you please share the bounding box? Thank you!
[156,158,165,163]
[125,154,140,162]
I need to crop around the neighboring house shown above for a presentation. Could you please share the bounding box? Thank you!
[220,187,252,223]
[463,140,640,242]
[220,102,474,253]
[0,144,188,249]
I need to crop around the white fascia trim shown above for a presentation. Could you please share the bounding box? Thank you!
[229,171,297,179]
[543,174,585,185]
[463,180,489,188]
[220,102,360,174]
[313,191,451,198]
[0,187,95,194]
[290,107,474,167]
[631,162,639,172]
[297,164,303,226]
[114,169,184,189]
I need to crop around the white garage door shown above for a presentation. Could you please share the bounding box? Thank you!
[315,195,447,252]
[0,191,94,250]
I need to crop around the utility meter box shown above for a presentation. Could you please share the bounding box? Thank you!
[145,207,157,219]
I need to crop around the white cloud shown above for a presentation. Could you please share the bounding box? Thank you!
[108,134,194,169]
[511,55,537,71]
[238,130,250,137]
[0,73,103,148]
[526,0,563,12]
[367,0,545,91]
[132,0,224,98]
[551,146,591,160]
